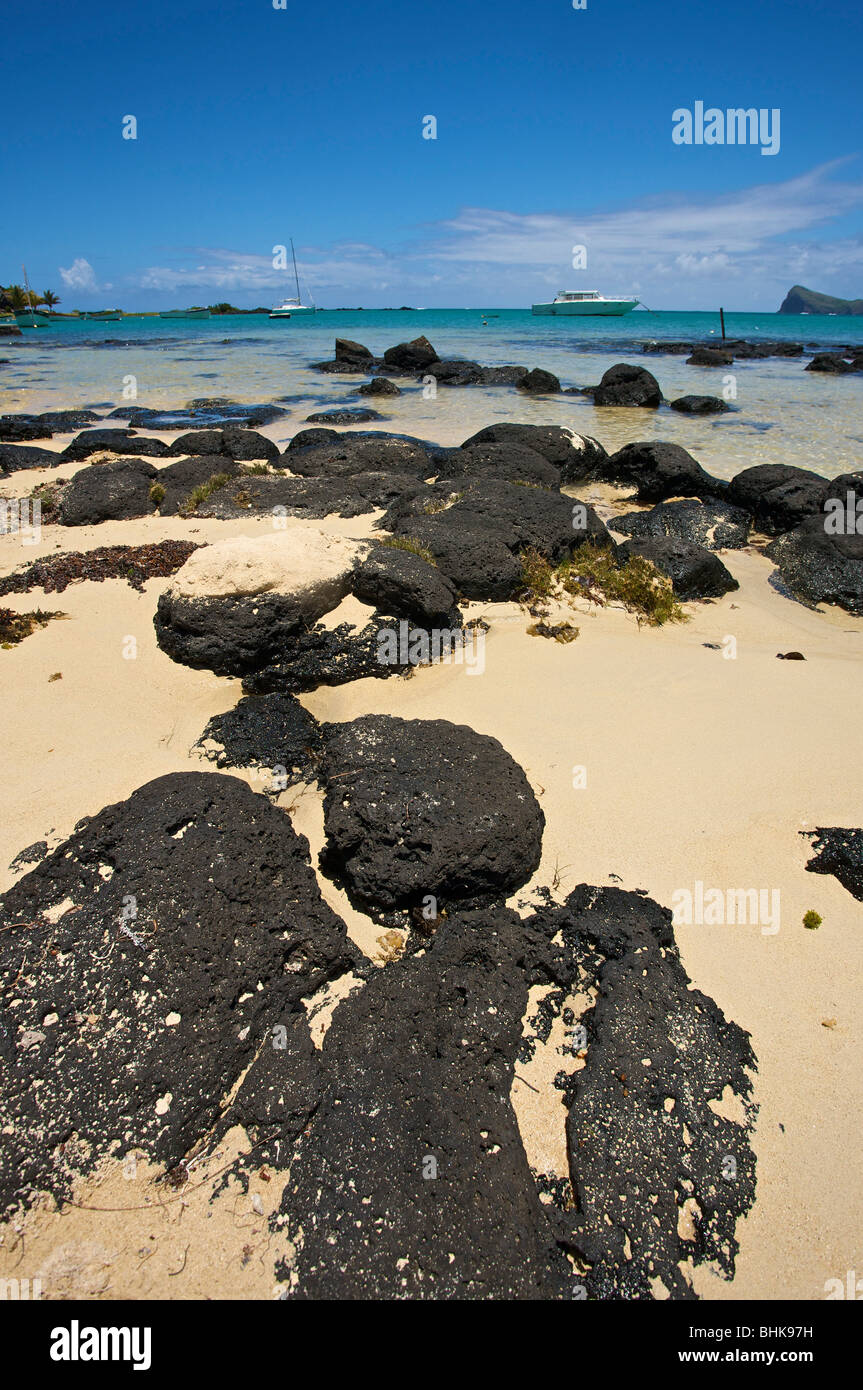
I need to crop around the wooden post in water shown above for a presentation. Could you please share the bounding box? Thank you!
[719,306,726,341]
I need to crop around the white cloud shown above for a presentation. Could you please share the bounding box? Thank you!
[58,257,99,292]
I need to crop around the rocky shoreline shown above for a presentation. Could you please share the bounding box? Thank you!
[1,340,862,1301]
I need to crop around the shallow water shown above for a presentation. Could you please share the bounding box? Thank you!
[2,308,862,481]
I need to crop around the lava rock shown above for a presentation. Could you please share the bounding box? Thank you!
[441,442,561,488]
[765,516,863,613]
[805,353,853,374]
[462,423,608,483]
[356,377,401,397]
[154,530,366,674]
[285,432,432,479]
[193,692,323,781]
[150,455,240,514]
[382,335,439,371]
[611,498,751,550]
[601,441,723,502]
[616,536,739,599]
[170,428,279,462]
[478,365,530,386]
[60,430,172,462]
[0,771,356,1216]
[242,619,433,694]
[592,363,662,408]
[335,338,374,365]
[58,458,158,525]
[518,368,561,394]
[686,347,734,367]
[352,546,461,627]
[305,409,383,425]
[728,464,828,535]
[425,359,485,386]
[318,715,544,916]
[803,827,863,901]
[0,443,59,474]
[669,395,730,414]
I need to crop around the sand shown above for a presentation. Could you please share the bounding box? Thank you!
[1,433,862,1301]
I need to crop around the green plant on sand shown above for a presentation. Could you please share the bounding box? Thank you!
[519,544,686,630]
[379,535,438,566]
[149,482,166,507]
[0,607,66,648]
[178,472,231,516]
[803,909,822,930]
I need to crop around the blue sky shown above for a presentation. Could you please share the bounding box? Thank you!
[2,0,861,309]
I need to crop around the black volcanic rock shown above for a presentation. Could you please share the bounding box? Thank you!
[461,423,607,480]
[60,429,172,462]
[356,377,401,396]
[766,516,863,613]
[617,536,739,599]
[592,363,661,407]
[383,335,439,371]
[334,337,374,365]
[193,692,323,782]
[58,458,158,525]
[318,715,544,916]
[0,771,356,1216]
[803,827,863,901]
[600,441,723,503]
[0,443,59,474]
[170,427,279,461]
[478,365,530,385]
[669,395,729,414]
[425,359,485,386]
[727,464,827,535]
[611,498,752,550]
[441,442,561,488]
[305,409,383,425]
[518,367,561,394]
[284,432,432,479]
[352,546,461,627]
[686,347,734,367]
[805,353,854,374]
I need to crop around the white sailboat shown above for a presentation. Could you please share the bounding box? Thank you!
[270,240,316,317]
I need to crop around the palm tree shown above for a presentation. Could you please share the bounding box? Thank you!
[42,289,60,313]
[3,284,29,312]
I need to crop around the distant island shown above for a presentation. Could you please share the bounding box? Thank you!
[779,284,863,315]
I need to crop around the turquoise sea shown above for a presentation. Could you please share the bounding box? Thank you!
[3,308,862,481]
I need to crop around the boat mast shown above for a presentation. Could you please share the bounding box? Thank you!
[21,263,38,326]
[290,239,301,303]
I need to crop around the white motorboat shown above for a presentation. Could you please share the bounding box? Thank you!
[531,290,640,316]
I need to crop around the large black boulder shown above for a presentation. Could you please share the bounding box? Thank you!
[727,464,828,534]
[335,337,374,366]
[149,455,239,514]
[617,536,739,599]
[518,367,561,394]
[356,377,401,396]
[669,394,729,415]
[592,363,661,407]
[60,429,172,462]
[318,715,544,916]
[285,432,432,479]
[611,498,751,550]
[352,546,461,627]
[440,442,561,488]
[58,458,158,525]
[170,427,279,462]
[460,423,607,482]
[0,443,59,474]
[601,441,723,502]
[765,515,863,613]
[686,347,734,367]
[383,335,439,371]
[805,353,853,374]
[0,772,356,1215]
[193,692,323,782]
[425,359,485,386]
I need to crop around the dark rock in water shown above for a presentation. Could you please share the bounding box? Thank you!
[335,337,374,365]
[285,432,432,479]
[686,347,734,367]
[0,443,59,474]
[617,536,739,599]
[776,651,805,659]
[353,546,461,627]
[592,363,662,408]
[356,377,401,396]
[0,409,101,441]
[318,715,544,916]
[441,442,561,488]
[805,352,854,374]
[0,772,356,1216]
[383,335,439,371]
[765,516,863,613]
[242,619,430,694]
[58,458,158,525]
[460,423,607,481]
[601,441,723,502]
[277,905,573,1300]
[286,427,340,450]
[642,340,694,355]
[669,394,729,415]
[60,429,172,462]
[170,427,279,462]
[728,463,827,535]
[193,692,323,782]
[525,886,757,1299]
[150,455,239,514]
[184,400,288,428]
[305,408,383,425]
[478,364,530,385]
[803,826,863,902]
[611,498,752,550]
[518,367,561,394]
[425,359,485,386]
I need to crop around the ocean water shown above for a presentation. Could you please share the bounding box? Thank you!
[2,309,862,481]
